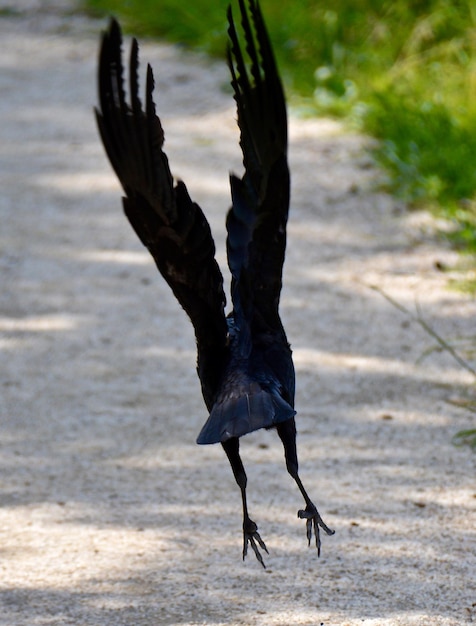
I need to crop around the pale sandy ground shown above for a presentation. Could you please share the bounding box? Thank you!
[1,2,475,625]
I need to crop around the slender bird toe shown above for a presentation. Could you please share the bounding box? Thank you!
[298,506,334,556]
[243,526,268,569]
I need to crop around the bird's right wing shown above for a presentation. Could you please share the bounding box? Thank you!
[95,19,228,401]
[226,0,290,337]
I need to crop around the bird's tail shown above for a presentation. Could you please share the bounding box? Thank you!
[196,380,295,445]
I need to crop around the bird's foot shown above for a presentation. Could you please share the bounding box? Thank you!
[298,504,335,556]
[243,517,268,568]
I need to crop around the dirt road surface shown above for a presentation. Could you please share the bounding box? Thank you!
[1,2,475,625]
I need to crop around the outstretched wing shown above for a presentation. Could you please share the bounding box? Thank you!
[95,19,228,404]
[226,0,290,338]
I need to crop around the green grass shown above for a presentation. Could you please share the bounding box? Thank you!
[84,0,476,257]
[453,428,476,450]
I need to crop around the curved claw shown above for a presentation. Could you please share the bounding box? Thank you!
[298,505,335,557]
[243,519,269,568]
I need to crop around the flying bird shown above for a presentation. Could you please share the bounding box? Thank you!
[95,0,334,567]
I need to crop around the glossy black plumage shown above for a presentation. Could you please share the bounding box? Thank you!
[95,0,334,568]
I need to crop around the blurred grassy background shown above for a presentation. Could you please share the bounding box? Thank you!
[84,0,476,262]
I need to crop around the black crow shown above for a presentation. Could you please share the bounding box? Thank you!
[95,0,334,568]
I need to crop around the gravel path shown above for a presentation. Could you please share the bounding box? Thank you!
[1,2,475,625]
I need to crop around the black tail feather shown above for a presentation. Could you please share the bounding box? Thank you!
[197,386,296,444]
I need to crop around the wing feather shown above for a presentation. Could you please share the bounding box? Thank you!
[226,0,290,334]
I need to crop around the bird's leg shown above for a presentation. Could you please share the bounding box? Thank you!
[276,419,335,556]
[222,437,268,568]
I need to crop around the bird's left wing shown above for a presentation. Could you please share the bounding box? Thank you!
[95,19,228,400]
